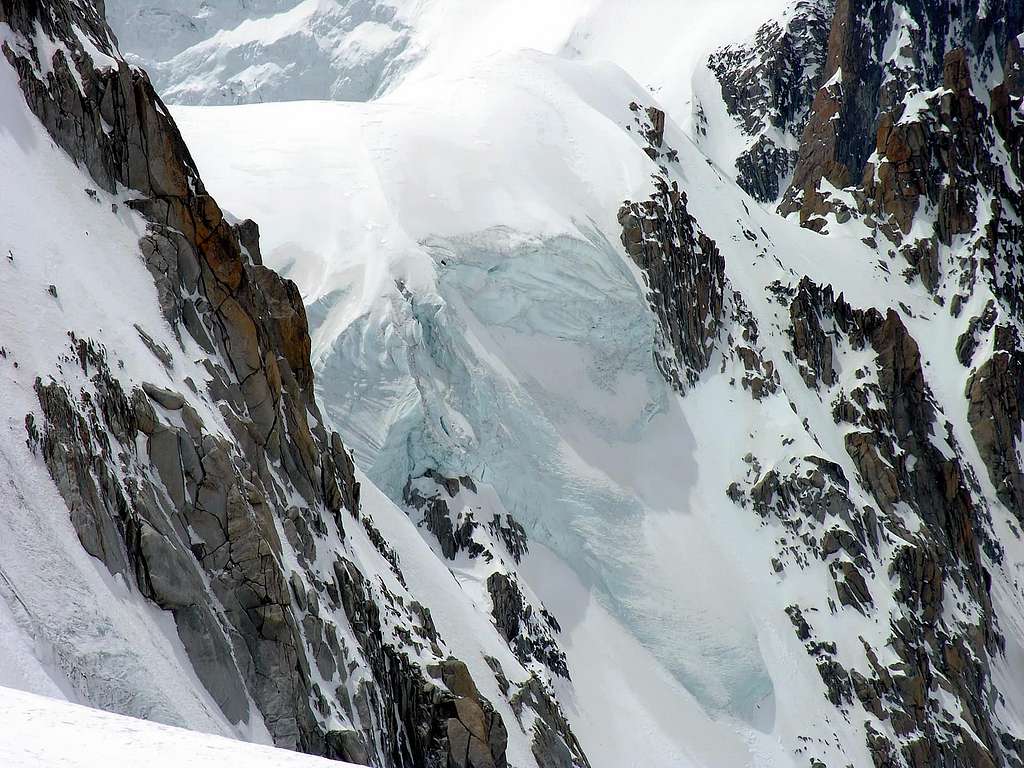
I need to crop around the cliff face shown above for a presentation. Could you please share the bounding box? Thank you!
[0,2,584,766]
[780,0,1022,225]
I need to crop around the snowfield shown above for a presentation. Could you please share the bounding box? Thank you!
[0,686,357,768]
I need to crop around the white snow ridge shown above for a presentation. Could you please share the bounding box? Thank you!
[0,685,358,768]
[4,1,1024,767]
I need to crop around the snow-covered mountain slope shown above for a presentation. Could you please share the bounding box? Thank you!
[171,55,784,732]
[178,67,778,766]
[103,0,788,110]
[172,3,1024,767]
[0,685,358,768]
[7,0,1024,767]
[0,41,259,738]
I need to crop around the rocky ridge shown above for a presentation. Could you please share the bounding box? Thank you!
[620,104,780,402]
[619,104,727,389]
[690,2,1024,766]
[707,0,834,202]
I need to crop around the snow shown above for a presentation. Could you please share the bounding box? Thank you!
[0,582,72,700]
[897,86,945,124]
[106,0,789,119]
[522,541,782,768]
[0,686,357,768]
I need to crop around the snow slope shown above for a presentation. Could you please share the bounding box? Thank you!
[105,0,788,118]
[0,686,357,768]
[10,1,1024,766]
[171,9,1024,757]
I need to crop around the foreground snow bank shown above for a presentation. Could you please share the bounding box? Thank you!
[0,686,356,768]
[107,0,788,116]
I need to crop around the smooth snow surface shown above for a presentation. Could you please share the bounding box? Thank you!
[0,686,357,768]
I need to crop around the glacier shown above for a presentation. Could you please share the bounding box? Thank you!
[171,50,821,761]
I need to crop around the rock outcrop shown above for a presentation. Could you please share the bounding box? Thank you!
[967,326,1024,522]
[779,0,1021,228]
[403,471,570,681]
[708,0,833,201]
[619,106,726,388]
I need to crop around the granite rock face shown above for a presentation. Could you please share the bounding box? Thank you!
[659,6,1024,763]
[619,106,726,389]
[771,2,1024,558]
[707,0,1024,537]
[708,0,833,201]
[967,326,1024,523]
[778,0,1021,224]
[711,1,1024,264]
[728,276,1011,768]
